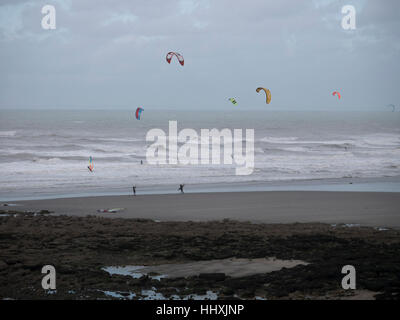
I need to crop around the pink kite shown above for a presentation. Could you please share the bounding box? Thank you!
[332,91,341,100]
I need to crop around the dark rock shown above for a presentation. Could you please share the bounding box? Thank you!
[39,210,52,215]
[0,260,8,271]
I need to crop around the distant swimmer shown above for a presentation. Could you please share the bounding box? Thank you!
[132,185,136,196]
[178,184,185,194]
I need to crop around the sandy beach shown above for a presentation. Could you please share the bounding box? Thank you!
[1,190,400,300]
[11,191,400,228]
[1,209,400,300]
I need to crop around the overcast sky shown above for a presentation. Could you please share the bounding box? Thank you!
[0,0,399,110]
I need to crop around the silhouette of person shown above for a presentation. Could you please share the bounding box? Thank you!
[132,185,136,196]
[178,184,184,194]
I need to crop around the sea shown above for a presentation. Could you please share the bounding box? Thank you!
[0,109,399,200]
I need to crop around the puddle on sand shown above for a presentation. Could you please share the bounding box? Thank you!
[1,203,21,207]
[100,258,307,300]
[101,288,218,300]
[103,257,308,280]
[374,227,389,231]
[102,265,167,280]
[331,223,361,228]
[331,223,389,231]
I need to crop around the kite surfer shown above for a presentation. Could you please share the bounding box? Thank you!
[88,156,94,172]
[178,184,185,194]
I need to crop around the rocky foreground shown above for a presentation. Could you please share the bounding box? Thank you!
[0,210,399,300]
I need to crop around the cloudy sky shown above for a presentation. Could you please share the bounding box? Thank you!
[0,0,399,110]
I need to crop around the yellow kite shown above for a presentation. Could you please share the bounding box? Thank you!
[256,87,271,104]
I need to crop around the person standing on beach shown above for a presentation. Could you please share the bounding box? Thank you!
[178,184,185,194]
[132,185,136,196]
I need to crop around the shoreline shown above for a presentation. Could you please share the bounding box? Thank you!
[5,190,400,229]
[1,176,400,202]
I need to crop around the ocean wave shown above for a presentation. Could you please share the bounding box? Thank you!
[0,131,17,137]
[361,134,400,147]
[13,144,87,151]
[1,111,399,197]
[32,157,62,163]
[316,143,354,150]
[260,136,299,143]
[101,137,143,143]
[259,135,400,151]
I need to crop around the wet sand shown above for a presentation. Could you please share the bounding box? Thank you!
[11,191,400,228]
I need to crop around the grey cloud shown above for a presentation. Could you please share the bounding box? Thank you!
[0,0,399,110]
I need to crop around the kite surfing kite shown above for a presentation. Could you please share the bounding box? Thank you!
[386,104,395,112]
[88,156,94,172]
[166,52,184,66]
[256,87,271,104]
[332,91,341,100]
[135,107,144,120]
[229,98,238,105]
